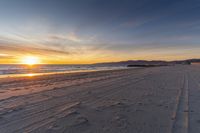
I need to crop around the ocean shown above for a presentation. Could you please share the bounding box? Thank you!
[0,64,126,77]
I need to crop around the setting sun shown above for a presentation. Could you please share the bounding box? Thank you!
[21,56,40,65]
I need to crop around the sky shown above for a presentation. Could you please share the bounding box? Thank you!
[0,0,200,64]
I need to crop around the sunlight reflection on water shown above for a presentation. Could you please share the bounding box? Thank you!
[26,73,39,77]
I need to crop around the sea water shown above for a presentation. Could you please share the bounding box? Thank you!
[0,64,126,77]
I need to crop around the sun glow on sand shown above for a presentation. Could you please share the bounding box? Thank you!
[21,56,41,65]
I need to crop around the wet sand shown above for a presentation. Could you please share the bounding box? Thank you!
[0,65,199,133]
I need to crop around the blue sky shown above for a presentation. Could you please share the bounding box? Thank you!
[0,0,200,63]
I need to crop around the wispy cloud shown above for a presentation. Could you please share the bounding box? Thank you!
[0,53,9,57]
[66,32,82,42]
[48,32,97,44]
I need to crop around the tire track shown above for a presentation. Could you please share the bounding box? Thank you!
[171,74,189,133]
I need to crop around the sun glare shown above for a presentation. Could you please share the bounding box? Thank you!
[21,56,40,65]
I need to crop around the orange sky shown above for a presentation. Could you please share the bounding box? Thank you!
[1,46,200,64]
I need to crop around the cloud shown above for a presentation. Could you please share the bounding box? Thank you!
[66,32,81,42]
[0,43,71,56]
[0,53,9,57]
[0,53,16,60]
[48,32,97,44]
[0,32,102,63]
[48,33,81,42]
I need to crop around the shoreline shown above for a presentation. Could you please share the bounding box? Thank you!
[0,67,129,79]
[0,67,139,101]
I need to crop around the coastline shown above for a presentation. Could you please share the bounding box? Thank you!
[0,66,128,79]
[0,67,136,100]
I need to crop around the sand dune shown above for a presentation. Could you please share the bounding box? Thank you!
[0,65,199,133]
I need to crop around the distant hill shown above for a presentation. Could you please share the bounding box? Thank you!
[186,59,200,63]
[93,59,200,67]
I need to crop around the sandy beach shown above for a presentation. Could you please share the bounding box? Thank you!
[0,65,199,133]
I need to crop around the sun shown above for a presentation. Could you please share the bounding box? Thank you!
[21,56,40,65]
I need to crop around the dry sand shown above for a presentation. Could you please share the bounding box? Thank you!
[0,65,199,133]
